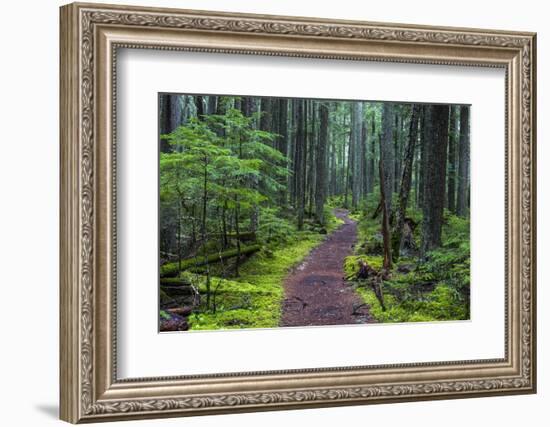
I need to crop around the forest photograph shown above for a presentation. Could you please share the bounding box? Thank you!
[158,93,471,332]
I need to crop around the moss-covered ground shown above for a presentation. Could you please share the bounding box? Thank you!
[342,193,470,324]
[178,208,343,330]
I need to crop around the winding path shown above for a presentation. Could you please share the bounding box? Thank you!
[280,209,373,327]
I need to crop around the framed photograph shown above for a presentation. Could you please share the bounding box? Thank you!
[60,2,537,423]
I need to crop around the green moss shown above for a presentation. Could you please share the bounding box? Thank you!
[347,212,362,222]
[354,213,384,255]
[348,247,470,322]
[325,208,344,232]
[185,209,344,331]
[342,204,469,324]
[184,227,326,331]
[355,280,468,324]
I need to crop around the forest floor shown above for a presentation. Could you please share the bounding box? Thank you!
[280,209,375,327]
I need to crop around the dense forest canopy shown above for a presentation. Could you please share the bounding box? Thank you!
[158,93,471,331]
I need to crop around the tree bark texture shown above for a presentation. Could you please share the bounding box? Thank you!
[447,106,459,213]
[315,102,329,224]
[351,102,363,209]
[380,103,395,214]
[457,106,470,217]
[392,104,421,260]
[421,104,450,255]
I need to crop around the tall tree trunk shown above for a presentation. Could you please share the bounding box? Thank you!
[447,106,459,213]
[456,106,470,217]
[380,103,395,215]
[328,141,335,197]
[392,105,421,260]
[341,110,349,198]
[379,158,392,270]
[278,99,289,204]
[366,119,376,194]
[414,134,420,207]
[242,97,260,233]
[337,125,344,195]
[181,95,194,126]
[289,100,297,206]
[201,157,211,308]
[270,98,280,142]
[394,112,402,193]
[351,102,363,209]
[260,98,273,131]
[160,95,183,152]
[206,95,217,115]
[421,105,450,255]
[361,121,368,199]
[159,95,172,153]
[233,97,241,111]
[307,101,316,217]
[418,107,428,209]
[195,95,205,119]
[300,101,308,226]
[170,95,183,131]
[234,137,244,277]
[315,102,329,224]
[240,96,250,117]
[344,128,351,208]
[296,100,306,229]
[214,98,229,248]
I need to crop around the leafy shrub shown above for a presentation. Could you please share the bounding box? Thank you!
[346,210,470,324]
[257,207,296,245]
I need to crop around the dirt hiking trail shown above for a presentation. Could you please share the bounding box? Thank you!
[280,209,374,327]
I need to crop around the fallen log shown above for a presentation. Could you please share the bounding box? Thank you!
[160,278,194,296]
[160,277,192,286]
[160,277,194,287]
[160,244,261,278]
[160,281,196,298]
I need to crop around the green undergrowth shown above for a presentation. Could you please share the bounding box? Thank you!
[343,204,470,324]
[184,210,341,330]
[355,281,468,323]
[325,206,345,232]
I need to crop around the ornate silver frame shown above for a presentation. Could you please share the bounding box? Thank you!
[60,2,536,423]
